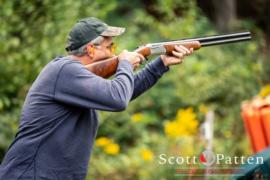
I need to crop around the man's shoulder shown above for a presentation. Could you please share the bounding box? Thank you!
[41,56,85,76]
[50,56,82,69]
[29,56,84,93]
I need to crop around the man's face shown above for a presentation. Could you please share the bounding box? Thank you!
[92,36,115,62]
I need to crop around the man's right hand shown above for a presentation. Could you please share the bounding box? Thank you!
[118,50,145,70]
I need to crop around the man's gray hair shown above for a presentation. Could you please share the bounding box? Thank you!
[68,36,105,56]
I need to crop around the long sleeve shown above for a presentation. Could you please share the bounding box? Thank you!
[131,57,169,100]
[54,60,134,111]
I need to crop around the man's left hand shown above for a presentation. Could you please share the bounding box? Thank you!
[160,45,194,67]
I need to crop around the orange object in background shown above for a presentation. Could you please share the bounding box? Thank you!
[241,97,270,153]
[261,107,270,145]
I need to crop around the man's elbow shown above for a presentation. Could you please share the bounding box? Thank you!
[113,99,129,111]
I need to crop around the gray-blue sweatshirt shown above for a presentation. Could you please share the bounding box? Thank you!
[0,56,169,179]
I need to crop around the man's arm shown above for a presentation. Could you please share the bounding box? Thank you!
[54,60,134,111]
[131,57,169,100]
[131,45,193,100]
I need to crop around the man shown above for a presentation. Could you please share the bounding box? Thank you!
[0,17,193,179]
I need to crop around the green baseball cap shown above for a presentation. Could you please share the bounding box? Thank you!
[66,17,125,51]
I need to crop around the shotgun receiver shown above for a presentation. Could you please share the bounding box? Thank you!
[86,31,251,78]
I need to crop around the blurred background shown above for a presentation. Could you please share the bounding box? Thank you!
[0,0,270,179]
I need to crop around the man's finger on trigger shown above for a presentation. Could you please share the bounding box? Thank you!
[136,57,142,64]
[138,57,142,64]
[138,54,145,62]
[136,57,141,63]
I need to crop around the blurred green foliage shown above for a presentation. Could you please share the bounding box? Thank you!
[0,0,268,179]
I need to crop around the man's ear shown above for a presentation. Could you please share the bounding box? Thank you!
[86,44,95,58]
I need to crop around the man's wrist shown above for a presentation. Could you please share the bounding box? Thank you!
[160,55,169,67]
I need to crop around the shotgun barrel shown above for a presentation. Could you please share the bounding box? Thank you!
[151,31,252,47]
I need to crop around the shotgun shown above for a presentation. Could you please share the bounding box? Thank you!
[86,31,252,78]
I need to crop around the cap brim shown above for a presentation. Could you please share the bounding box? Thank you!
[101,26,125,37]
